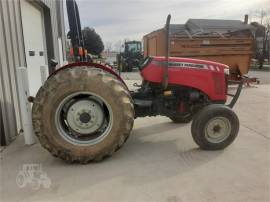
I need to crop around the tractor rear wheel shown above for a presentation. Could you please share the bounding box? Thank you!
[191,104,239,150]
[32,67,134,163]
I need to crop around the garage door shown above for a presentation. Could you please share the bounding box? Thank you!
[20,0,47,96]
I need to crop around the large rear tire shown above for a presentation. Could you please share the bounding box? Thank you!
[32,67,134,163]
[191,104,239,150]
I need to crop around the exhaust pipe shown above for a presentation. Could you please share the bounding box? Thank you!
[162,14,171,89]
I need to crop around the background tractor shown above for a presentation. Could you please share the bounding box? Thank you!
[31,1,242,164]
[117,41,144,72]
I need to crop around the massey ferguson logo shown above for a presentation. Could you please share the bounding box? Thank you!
[153,60,220,71]
[169,62,208,69]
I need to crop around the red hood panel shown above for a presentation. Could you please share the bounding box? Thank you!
[141,57,227,101]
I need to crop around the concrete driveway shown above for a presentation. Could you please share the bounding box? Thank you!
[0,79,269,202]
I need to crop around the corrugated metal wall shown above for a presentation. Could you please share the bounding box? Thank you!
[0,0,66,145]
[0,0,25,144]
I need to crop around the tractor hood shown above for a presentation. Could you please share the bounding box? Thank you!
[141,56,229,101]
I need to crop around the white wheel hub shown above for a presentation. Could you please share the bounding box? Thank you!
[66,100,104,134]
[205,116,231,143]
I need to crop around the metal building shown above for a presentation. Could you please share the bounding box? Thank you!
[0,0,66,145]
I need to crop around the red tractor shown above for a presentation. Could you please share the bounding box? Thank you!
[32,11,242,163]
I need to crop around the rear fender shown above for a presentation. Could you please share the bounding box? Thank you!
[48,62,127,87]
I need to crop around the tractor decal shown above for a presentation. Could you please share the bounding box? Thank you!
[152,60,228,72]
[152,60,209,70]
[168,62,209,69]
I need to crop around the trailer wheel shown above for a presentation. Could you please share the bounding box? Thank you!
[169,113,193,123]
[32,67,134,163]
[191,104,239,150]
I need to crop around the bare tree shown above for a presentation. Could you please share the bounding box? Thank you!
[251,9,270,68]
[105,41,112,52]
[114,40,124,53]
[259,17,270,68]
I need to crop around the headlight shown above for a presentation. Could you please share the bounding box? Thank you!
[224,68,230,75]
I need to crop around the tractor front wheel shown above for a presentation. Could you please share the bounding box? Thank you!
[32,67,134,163]
[191,104,239,150]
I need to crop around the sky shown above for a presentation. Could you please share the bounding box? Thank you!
[64,0,270,50]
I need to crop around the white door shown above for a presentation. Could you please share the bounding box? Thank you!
[21,0,47,96]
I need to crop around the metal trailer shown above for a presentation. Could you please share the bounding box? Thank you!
[143,21,258,83]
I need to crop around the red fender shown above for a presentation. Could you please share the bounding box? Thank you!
[48,62,127,87]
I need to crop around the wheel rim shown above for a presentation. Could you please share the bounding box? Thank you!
[204,116,231,144]
[16,174,25,187]
[55,92,113,146]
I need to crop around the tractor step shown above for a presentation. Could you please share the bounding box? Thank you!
[133,99,152,107]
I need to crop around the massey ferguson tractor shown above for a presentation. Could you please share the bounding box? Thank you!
[31,1,242,163]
